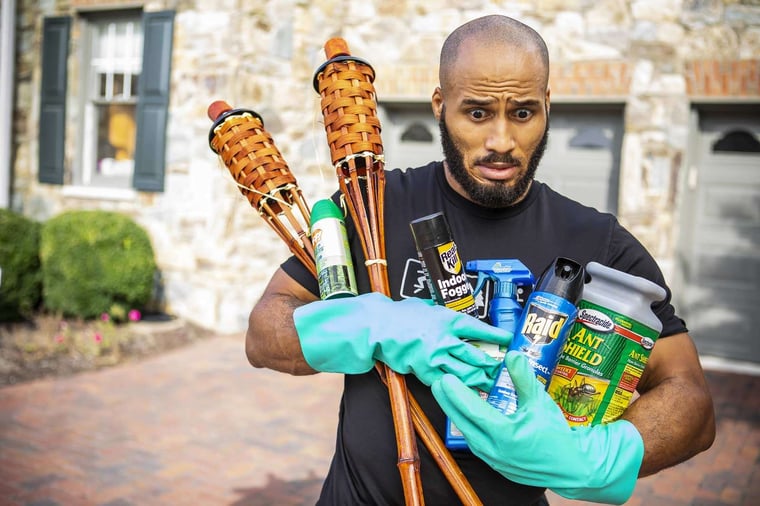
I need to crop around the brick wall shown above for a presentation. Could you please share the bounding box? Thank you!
[549,62,631,98]
[686,59,760,97]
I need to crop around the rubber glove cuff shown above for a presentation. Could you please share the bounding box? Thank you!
[551,419,644,504]
[294,295,381,374]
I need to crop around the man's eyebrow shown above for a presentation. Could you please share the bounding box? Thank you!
[461,97,496,107]
[509,98,542,108]
[460,97,543,108]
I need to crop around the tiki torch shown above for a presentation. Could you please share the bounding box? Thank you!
[207,55,482,505]
[313,38,483,506]
[207,102,315,276]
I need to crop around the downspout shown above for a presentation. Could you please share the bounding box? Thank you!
[0,0,17,209]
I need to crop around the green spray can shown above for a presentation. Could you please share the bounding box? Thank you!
[310,199,358,300]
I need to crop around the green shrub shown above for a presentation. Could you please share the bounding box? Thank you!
[0,209,42,320]
[40,210,157,320]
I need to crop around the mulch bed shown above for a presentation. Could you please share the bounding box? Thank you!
[0,314,211,386]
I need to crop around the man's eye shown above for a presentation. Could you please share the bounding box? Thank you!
[470,109,487,120]
[515,109,532,120]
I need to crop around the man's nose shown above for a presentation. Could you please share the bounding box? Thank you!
[484,118,516,153]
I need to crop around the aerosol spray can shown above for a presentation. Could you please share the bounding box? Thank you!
[409,212,478,317]
[487,257,585,415]
[410,212,483,451]
[310,199,358,300]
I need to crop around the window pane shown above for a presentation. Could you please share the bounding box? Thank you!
[96,104,136,181]
[713,130,760,153]
[98,73,107,98]
[80,13,143,188]
[130,74,139,97]
[113,73,124,97]
[114,22,128,59]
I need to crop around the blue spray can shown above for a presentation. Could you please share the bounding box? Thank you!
[486,257,585,415]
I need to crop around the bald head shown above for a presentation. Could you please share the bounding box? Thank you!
[439,15,549,93]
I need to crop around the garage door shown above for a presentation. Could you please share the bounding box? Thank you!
[676,106,760,363]
[380,103,623,214]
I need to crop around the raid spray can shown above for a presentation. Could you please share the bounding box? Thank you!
[547,262,665,426]
[409,212,478,317]
[310,199,358,300]
[487,257,585,415]
[445,259,535,450]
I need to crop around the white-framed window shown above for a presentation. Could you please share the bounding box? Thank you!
[76,12,142,189]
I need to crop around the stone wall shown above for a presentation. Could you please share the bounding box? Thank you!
[10,0,760,331]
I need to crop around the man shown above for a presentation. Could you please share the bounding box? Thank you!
[246,15,715,505]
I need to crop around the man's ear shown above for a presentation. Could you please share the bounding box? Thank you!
[545,86,551,116]
[432,87,444,121]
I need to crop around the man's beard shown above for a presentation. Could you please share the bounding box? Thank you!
[439,115,549,208]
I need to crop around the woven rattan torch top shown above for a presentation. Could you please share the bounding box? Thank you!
[207,101,264,152]
[312,38,375,92]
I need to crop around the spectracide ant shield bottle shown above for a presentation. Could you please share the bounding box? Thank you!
[487,257,585,415]
[547,262,666,427]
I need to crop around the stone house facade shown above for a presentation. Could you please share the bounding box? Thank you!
[3,0,759,361]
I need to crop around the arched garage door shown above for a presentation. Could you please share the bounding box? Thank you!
[676,106,760,363]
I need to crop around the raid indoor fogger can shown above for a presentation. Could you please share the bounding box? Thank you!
[487,257,585,415]
[410,212,481,451]
[409,212,478,317]
[547,262,666,427]
[310,199,358,300]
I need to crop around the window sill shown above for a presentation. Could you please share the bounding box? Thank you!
[61,185,138,201]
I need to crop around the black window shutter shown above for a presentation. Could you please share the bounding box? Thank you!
[133,11,175,192]
[38,17,71,185]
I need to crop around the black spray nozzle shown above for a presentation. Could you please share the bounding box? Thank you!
[535,257,585,304]
[410,212,451,249]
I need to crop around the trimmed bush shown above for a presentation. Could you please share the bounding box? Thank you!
[40,210,157,320]
[0,209,42,320]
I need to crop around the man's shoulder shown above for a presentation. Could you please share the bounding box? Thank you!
[385,161,440,185]
[534,181,616,224]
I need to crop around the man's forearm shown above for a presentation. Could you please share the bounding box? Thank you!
[622,334,715,477]
[246,292,318,376]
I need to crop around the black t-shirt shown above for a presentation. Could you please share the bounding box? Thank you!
[282,161,687,505]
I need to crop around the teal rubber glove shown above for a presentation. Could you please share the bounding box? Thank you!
[293,292,512,389]
[431,351,644,505]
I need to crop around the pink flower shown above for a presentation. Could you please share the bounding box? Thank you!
[94,332,103,343]
[128,309,142,322]
[54,334,65,344]
[100,313,110,322]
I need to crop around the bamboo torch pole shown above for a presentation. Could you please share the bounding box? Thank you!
[208,97,482,505]
[312,38,484,506]
[312,38,423,506]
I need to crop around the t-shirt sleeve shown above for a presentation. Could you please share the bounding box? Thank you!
[281,255,319,297]
[604,220,688,338]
